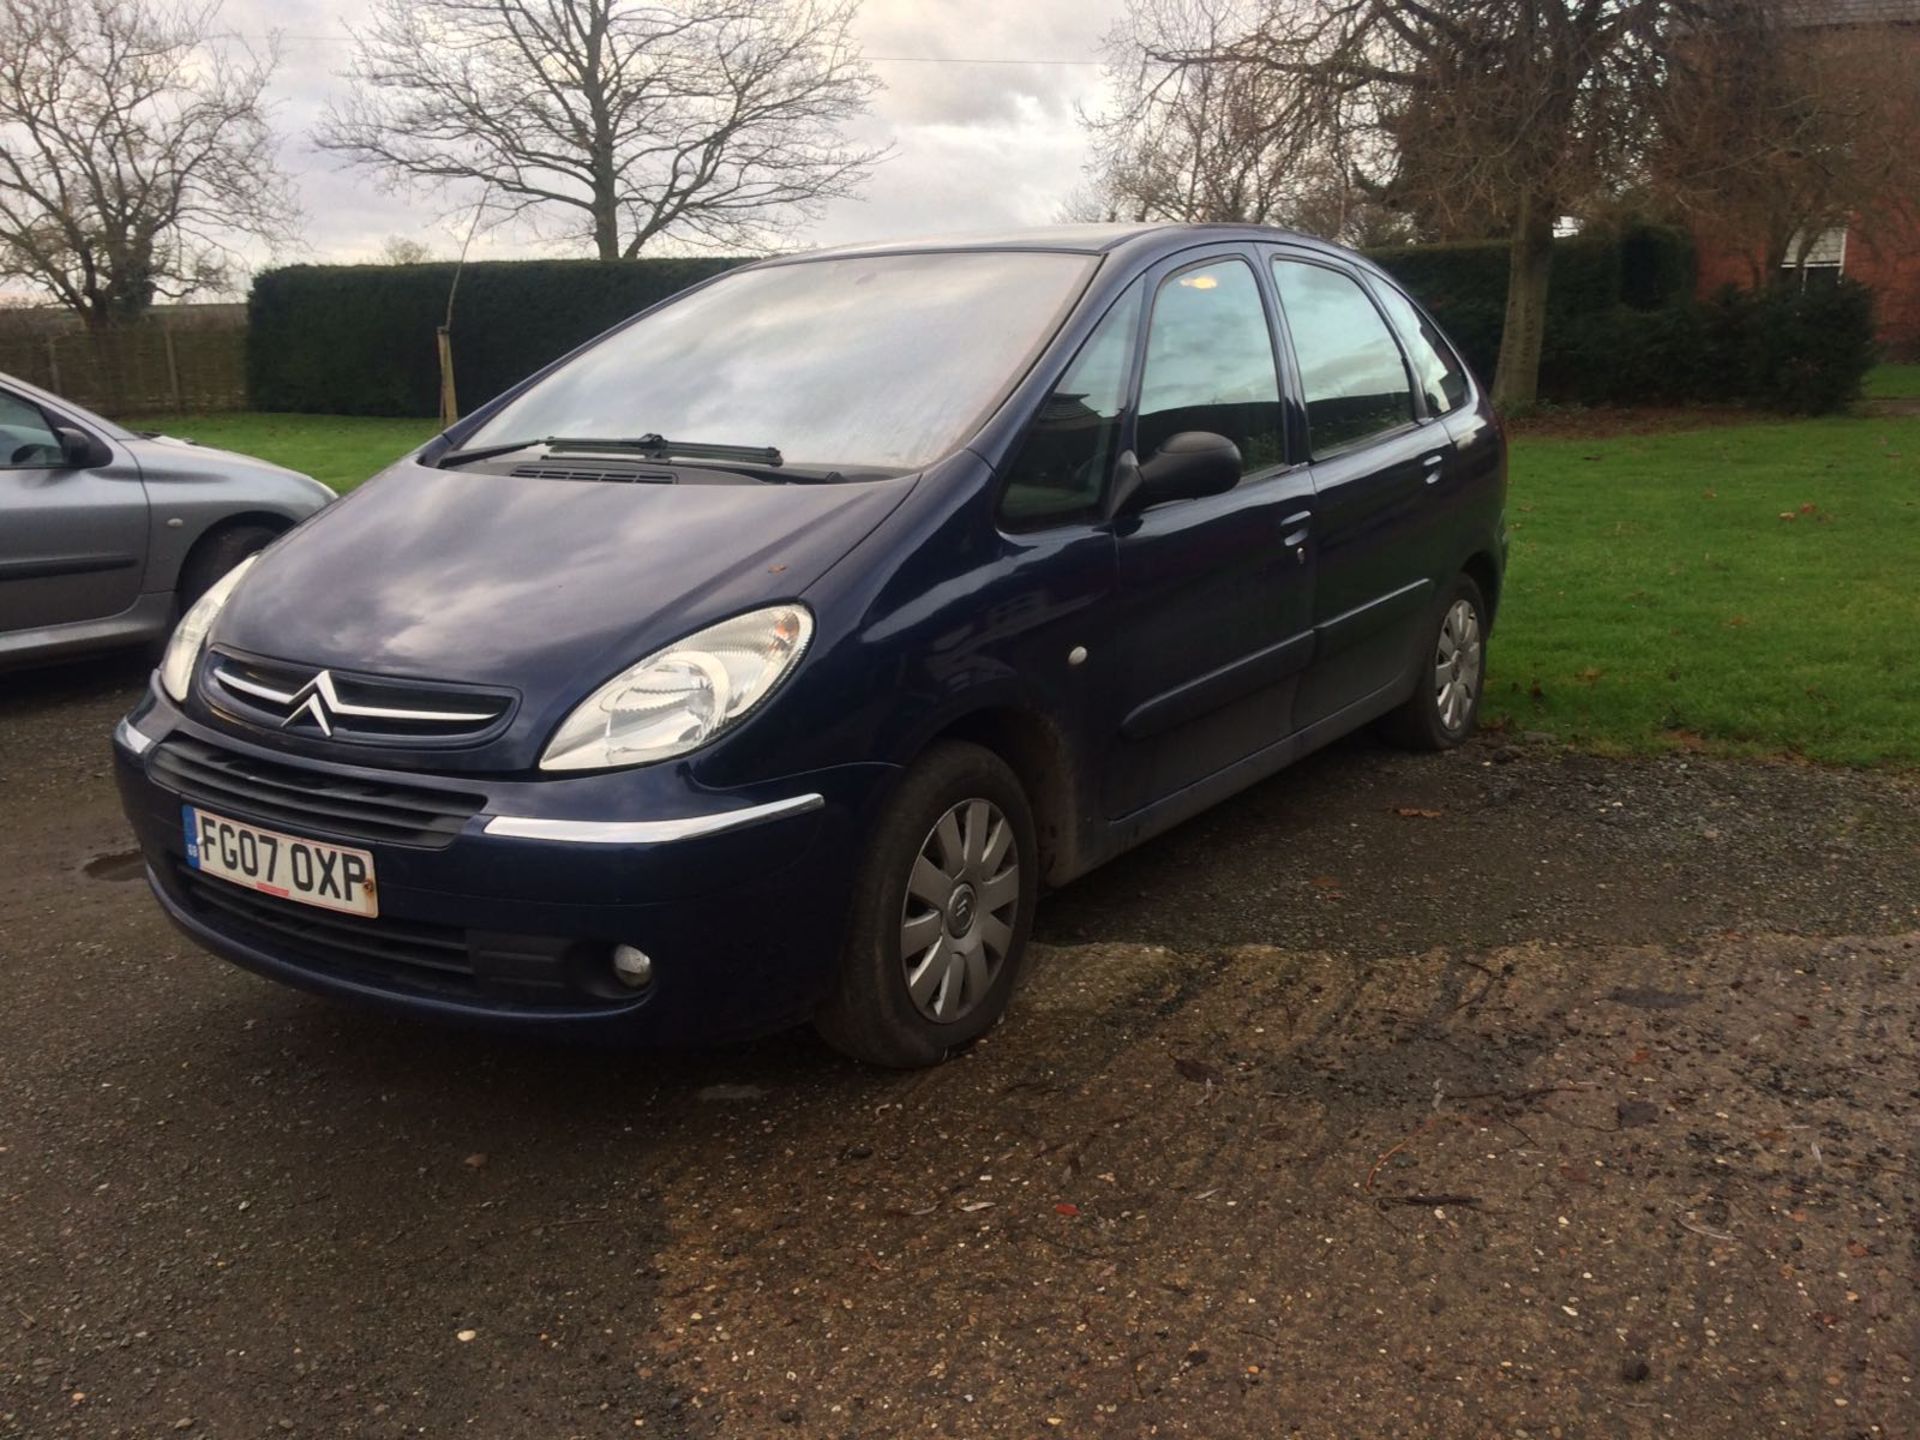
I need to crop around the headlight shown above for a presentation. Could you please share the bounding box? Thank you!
[541,604,814,771]
[158,555,257,702]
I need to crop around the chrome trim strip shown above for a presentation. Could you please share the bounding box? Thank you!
[482,793,824,845]
[213,669,299,704]
[114,717,156,757]
[212,663,499,723]
[321,697,500,723]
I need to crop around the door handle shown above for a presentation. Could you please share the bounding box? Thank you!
[1281,510,1311,550]
[1421,452,1446,485]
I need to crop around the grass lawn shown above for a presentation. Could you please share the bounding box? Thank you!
[122,412,439,494]
[123,407,1920,765]
[1493,414,1919,763]
[1864,363,1920,400]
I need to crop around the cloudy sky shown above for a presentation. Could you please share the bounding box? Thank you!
[226,0,1126,270]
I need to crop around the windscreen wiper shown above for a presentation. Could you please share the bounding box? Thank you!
[438,434,786,472]
[437,437,546,468]
[545,435,784,468]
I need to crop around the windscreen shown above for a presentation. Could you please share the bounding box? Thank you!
[465,250,1099,473]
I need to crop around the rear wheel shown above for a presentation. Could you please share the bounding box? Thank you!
[177,523,279,610]
[815,741,1037,1068]
[1378,573,1488,751]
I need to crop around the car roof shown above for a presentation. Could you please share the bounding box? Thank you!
[760,222,1361,268]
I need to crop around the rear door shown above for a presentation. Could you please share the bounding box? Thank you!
[1103,248,1317,819]
[0,387,149,633]
[1266,252,1445,729]
[1366,272,1498,582]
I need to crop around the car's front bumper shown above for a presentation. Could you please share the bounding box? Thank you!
[113,692,896,1043]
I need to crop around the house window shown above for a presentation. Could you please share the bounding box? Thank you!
[1783,226,1847,291]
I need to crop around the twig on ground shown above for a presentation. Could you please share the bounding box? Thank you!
[1446,1082,1596,1105]
[1379,1193,1482,1208]
[1677,1214,1738,1244]
[1363,1114,1465,1192]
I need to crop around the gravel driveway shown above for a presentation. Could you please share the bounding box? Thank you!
[3,658,1916,1438]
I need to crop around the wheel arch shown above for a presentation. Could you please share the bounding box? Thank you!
[172,511,292,584]
[1461,549,1502,627]
[920,704,1085,888]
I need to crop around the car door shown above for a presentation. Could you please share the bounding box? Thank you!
[1102,249,1317,819]
[0,388,149,633]
[1267,252,1445,730]
[1366,271,1499,587]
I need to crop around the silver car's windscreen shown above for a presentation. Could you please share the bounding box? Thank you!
[463,251,1100,474]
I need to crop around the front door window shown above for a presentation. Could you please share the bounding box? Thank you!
[1138,259,1284,476]
[0,391,62,467]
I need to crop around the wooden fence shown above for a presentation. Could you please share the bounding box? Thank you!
[0,316,247,416]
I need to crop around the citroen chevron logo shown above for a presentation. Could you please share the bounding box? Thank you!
[283,670,343,736]
[214,659,502,734]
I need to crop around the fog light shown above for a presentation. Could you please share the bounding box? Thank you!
[611,944,654,989]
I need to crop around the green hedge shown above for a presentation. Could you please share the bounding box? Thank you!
[240,225,1728,416]
[1540,280,1877,414]
[248,258,744,417]
[1365,225,1869,415]
[1365,224,1696,381]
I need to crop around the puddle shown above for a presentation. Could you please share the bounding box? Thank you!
[82,849,146,882]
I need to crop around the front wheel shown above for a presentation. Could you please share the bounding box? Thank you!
[815,741,1038,1068]
[177,523,280,609]
[1378,573,1488,752]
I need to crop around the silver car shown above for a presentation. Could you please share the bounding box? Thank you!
[0,372,333,668]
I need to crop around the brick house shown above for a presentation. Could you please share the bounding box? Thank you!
[1691,0,1920,357]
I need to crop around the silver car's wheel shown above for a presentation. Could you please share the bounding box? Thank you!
[900,798,1019,1023]
[1434,598,1483,735]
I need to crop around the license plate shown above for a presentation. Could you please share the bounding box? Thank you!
[183,806,379,918]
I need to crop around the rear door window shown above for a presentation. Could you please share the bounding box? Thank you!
[1137,259,1284,476]
[1270,259,1417,457]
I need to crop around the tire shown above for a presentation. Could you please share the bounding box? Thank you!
[1377,572,1489,752]
[814,741,1039,1068]
[177,523,279,610]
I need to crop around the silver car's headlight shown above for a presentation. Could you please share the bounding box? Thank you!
[540,604,814,772]
[158,555,257,703]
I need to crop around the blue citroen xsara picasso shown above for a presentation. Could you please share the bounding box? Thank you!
[114,224,1507,1066]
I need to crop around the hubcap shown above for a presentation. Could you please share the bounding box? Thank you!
[1434,599,1483,734]
[946,884,977,937]
[900,798,1019,1023]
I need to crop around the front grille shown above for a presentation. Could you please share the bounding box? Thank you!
[204,654,515,745]
[178,865,475,991]
[151,736,485,849]
[510,463,674,484]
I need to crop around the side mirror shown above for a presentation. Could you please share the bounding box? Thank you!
[54,426,112,469]
[1108,431,1241,517]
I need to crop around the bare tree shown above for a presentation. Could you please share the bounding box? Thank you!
[318,0,885,260]
[1079,0,1410,245]
[1657,9,1920,284]
[1106,0,1721,409]
[377,235,440,265]
[0,0,296,327]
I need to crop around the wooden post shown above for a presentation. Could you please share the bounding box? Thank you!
[162,326,184,413]
[437,324,458,427]
[440,182,490,432]
[45,334,60,394]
